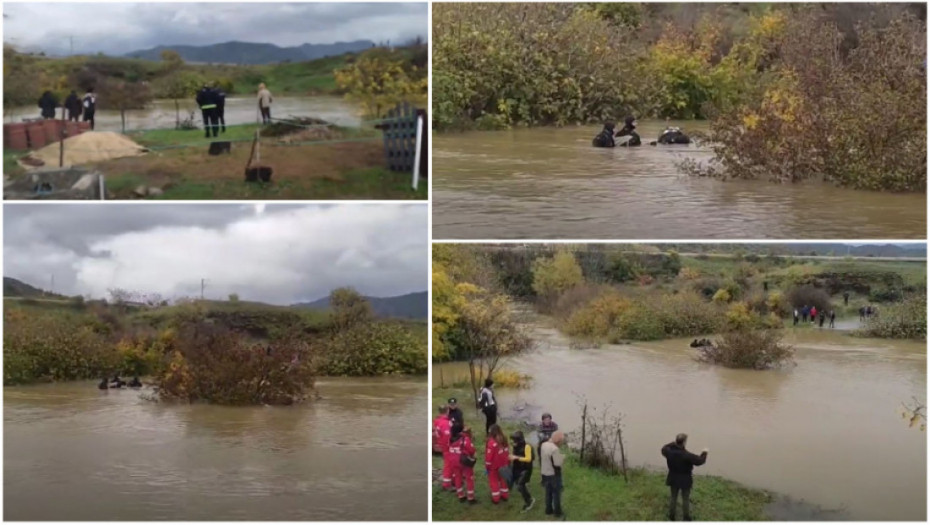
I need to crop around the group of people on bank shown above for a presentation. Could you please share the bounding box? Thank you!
[434,379,711,521]
[592,116,692,148]
[38,88,98,129]
[36,82,275,136]
[793,305,837,328]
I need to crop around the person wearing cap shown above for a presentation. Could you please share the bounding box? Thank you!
[509,430,535,512]
[450,426,477,504]
[448,397,464,432]
[540,430,565,518]
[433,405,454,491]
[661,433,708,521]
[616,116,642,147]
[478,378,498,435]
[485,424,510,504]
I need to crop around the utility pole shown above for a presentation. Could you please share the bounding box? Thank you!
[201,278,206,300]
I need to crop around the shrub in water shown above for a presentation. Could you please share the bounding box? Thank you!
[697,329,794,370]
[320,321,427,376]
[856,295,926,340]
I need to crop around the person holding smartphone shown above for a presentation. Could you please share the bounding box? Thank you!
[661,433,708,521]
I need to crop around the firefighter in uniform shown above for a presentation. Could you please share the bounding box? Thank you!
[196,84,219,138]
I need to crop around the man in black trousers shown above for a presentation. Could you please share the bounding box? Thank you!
[661,433,708,521]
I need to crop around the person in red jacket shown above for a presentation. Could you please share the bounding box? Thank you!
[450,426,477,503]
[485,424,511,503]
[433,405,454,491]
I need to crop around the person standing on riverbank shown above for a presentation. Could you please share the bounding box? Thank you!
[64,90,82,121]
[214,82,227,133]
[38,91,58,119]
[485,424,510,504]
[478,378,498,435]
[448,397,464,432]
[540,431,565,518]
[450,426,477,504]
[829,310,836,329]
[196,84,219,138]
[434,405,454,491]
[537,412,559,466]
[510,430,535,512]
[82,88,96,130]
[258,83,273,124]
[661,433,708,521]
[793,308,799,326]
[810,306,818,324]
[818,310,826,328]
[801,305,810,323]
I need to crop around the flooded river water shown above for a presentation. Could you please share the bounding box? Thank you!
[433,121,926,239]
[434,313,926,520]
[5,377,426,521]
[6,96,361,132]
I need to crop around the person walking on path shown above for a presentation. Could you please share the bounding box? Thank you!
[829,310,836,329]
[510,430,535,512]
[540,431,565,519]
[258,83,273,124]
[661,433,708,521]
[478,378,498,435]
[485,424,510,504]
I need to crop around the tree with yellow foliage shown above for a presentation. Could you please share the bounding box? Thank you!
[334,50,427,118]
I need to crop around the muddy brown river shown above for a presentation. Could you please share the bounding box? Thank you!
[432,121,927,240]
[4,377,426,521]
[434,313,927,520]
[6,96,361,132]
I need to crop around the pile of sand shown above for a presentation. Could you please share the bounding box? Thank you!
[21,131,147,169]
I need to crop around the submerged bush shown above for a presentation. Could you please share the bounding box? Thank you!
[786,285,832,312]
[155,323,315,406]
[856,295,926,340]
[697,329,795,370]
[320,321,427,376]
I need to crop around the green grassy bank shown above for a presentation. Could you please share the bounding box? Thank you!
[431,388,771,521]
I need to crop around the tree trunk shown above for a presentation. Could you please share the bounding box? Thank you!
[175,99,180,129]
[120,109,126,133]
[617,427,628,482]
[580,402,587,462]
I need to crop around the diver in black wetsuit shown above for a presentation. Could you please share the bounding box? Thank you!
[655,126,691,145]
[592,121,617,148]
[98,378,109,390]
[110,375,126,388]
[128,376,143,388]
[616,116,641,147]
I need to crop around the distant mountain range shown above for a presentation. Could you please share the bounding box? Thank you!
[294,291,427,320]
[124,40,376,65]
[3,277,65,299]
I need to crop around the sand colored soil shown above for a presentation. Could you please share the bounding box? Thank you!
[21,132,147,169]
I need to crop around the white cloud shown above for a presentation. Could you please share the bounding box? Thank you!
[5,204,427,304]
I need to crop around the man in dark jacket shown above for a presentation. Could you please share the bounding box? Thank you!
[196,84,219,138]
[38,91,59,119]
[447,397,465,433]
[82,88,97,129]
[64,90,82,121]
[661,433,708,521]
[213,83,227,133]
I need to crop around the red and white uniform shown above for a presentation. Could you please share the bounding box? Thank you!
[485,438,510,502]
[450,433,476,501]
[433,414,453,490]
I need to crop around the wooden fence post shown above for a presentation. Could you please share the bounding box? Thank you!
[617,427,628,482]
[580,402,587,462]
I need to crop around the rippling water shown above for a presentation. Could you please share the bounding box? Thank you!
[435,316,927,520]
[4,377,426,521]
[433,121,926,239]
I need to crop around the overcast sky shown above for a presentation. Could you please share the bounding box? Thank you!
[4,203,427,305]
[3,3,427,56]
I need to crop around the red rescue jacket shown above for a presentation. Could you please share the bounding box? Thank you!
[485,438,510,470]
[433,415,451,453]
[450,434,476,467]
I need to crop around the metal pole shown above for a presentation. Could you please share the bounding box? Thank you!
[412,114,423,190]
